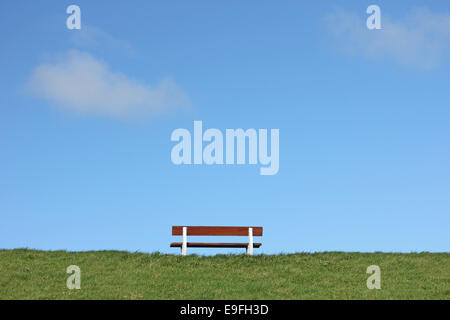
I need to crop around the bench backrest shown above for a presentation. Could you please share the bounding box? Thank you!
[172,226,263,236]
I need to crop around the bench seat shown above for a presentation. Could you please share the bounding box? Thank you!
[171,226,263,255]
[170,242,262,248]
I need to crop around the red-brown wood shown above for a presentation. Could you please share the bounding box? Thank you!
[172,226,263,236]
[170,242,262,248]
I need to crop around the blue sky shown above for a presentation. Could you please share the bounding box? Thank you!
[1,1,449,254]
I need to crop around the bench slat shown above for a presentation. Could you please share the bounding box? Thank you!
[170,242,262,248]
[172,226,263,236]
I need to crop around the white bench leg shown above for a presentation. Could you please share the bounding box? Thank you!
[182,227,187,256]
[247,227,253,256]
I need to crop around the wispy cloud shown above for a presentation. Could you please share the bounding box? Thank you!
[28,50,190,119]
[70,25,136,57]
[324,7,450,69]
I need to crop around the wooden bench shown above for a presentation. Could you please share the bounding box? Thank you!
[170,226,263,256]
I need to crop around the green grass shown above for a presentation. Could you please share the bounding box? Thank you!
[0,249,448,299]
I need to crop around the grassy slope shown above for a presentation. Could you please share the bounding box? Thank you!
[0,249,449,299]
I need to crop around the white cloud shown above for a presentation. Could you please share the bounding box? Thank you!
[324,7,450,69]
[28,51,190,118]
